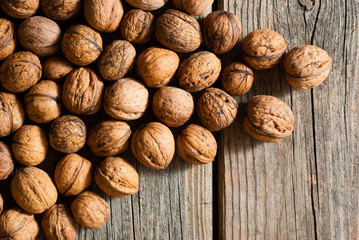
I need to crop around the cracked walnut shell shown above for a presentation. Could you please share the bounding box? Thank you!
[0,0,39,19]
[125,0,166,10]
[0,18,16,61]
[41,0,82,21]
[221,62,254,96]
[173,0,213,16]
[0,141,14,180]
[0,91,25,137]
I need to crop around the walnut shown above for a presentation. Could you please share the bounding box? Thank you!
[0,51,42,93]
[41,0,82,21]
[244,95,295,142]
[49,115,86,153]
[221,62,254,96]
[71,191,110,229]
[62,25,103,66]
[98,40,136,81]
[12,125,48,166]
[0,194,2,214]
[104,78,149,120]
[131,122,175,170]
[63,67,104,115]
[0,208,39,240]
[88,121,131,157]
[136,47,179,88]
[124,0,166,10]
[242,29,287,70]
[95,157,139,197]
[152,86,194,127]
[197,88,238,132]
[120,9,155,44]
[11,167,58,214]
[0,0,39,19]
[43,55,74,81]
[173,0,213,16]
[176,124,217,165]
[0,92,25,137]
[0,141,13,180]
[0,18,16,61]
[54,153,92,196]
[203,10,242,55]
[177,51,221,92]
[42,204,77,240]
[283,45,332,89]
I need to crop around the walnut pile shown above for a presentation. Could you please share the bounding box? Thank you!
[0,18,16,61]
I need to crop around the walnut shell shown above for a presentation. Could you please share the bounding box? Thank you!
[0,0,39,19]
[12,125,48,166]
[95,157,139,197]
[43,55,74,81]
[0,208,39,240]
[41,0,82,21]
[0,51,42,93]
[63,68,104,115]
[71,191,110,229]
[131,122,175,170]
[124,0,166,10]
[0,194,2,215]
[0,18,16,61]
[0,141,13,180]
[177,51,221,92]
[242,29,287,70]
[62,25,103,66]
[136,47,179,88]
[42,204,77,240]
[176,124,217,165]
[104,78,149,120]
[11,167,58,214]
[173,0,213,16]
[54,153,92,196]
[283,45,332,89]
[221,62,254,96]
[244,95,295,142]
[98,40,136,81]
[49,115,86,153]
[0,91,25,137]
[88,121,131,157]
[120,9,155,44]
[152,86,194,127]
[197,88,238,132]
[155,9,201,53]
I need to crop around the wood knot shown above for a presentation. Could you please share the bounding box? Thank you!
[298,0,315,11]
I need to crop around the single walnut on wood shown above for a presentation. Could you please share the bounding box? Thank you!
[221,62,254,96]
[41,0,82,21]
[0,18,16,61]
[43,55,74,81]
[0,92,25,137]
[125,0,166,10]
[0,0,39,19]
[173,0,213,16]
[0,141,14,180]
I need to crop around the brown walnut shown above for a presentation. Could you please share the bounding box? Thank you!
[242,29,287,70]
[0,51,42,93]
[43,55,74,81]
[131,122,175,170]
[152,86,194,127]
[244,95,295,142]
[41,0,82,21]
[42,204,77,240]
[283,45,332,89]
[125,0,166,10]
[49,115,86,153]
[71,191,110,229]
[221,62,254,96]
[62,25,103,66]
[173,0,213,16]
[176,124,217,165]
[11,167,58,214]
[0,0,39,19]
[0,18,16,61]
[177,51,221,92]
[0,141,14,180]
[197,88,238,132]
[95,157,139,197]
[0,92,25,137]
[63,67,104,115]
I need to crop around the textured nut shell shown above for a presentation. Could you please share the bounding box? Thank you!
[242,29,287,70]
[0,19,16,61]
[152,86,194,127]
[43,55,74,80]
[12,125,48,166]
[55,153,92,196]
[0,0,39,18]
[71,191,110,229]
[131,122,175,170]
[95,157,139,197]
[120,9,155,44]
[42,204,77,240]
[49,115,86,153]
[11,167,58,214]
[0,208,39,240]
[41,0,82,21]
[0,141,14,180]
[62,25,103,66]
[0,194,2,215]
[155,9,201,53]
[177,51,221,92]
[221,62,254,96]
[173,0,213,16]
[88,121,131,157]
[176,124,217,165]
[125,0,166,10]
[63,68,104,115]
[244,95,295,142]
[137,47,179,88]
[0,92,25,137]
[197,88,238,132]
[98,40,136,81]
[0,51,42,93]
[203,11,242,55]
